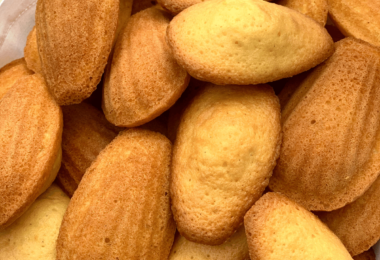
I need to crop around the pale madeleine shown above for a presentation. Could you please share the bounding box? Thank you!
[0,185,70,260]
[244,193,353,260]
[277,0,328,26]
[171,84,281,245]
[166,0,334,85]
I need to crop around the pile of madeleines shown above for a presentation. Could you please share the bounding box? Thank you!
[1,0,380,259]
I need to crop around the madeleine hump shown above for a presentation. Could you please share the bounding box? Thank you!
[166,0,334,85]
[171,84,281,245]
[57,129,176,260]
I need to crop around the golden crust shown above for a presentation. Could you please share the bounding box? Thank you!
[270,38,380,211]
[277,0,328,26]
[169,225,250,260]
[35,0,119,105]
[328,0,380,47]
[166,0,334,85]
[57,129,176,259]
[103,7,189,127]
[318,174,380,256]
[353,249,376,260]
[56,103,121,197]
[0,58,33,100]
[244,192,352,260]
[24,26,42,74]
[0,74,62,230]
[171,84,281,245]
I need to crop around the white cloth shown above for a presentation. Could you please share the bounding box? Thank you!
[0,0,36,67]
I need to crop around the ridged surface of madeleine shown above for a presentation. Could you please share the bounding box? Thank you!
[36,0,119,105]
[57,129,175,259]
[277,0,328,26]
[270,38,380,211]
[103,7,189,127]
[328,0,380,47]
[56,103,121,197]
[244,193,352,260]
[171,84,281,245]
[0,74,62,230]
[318,174,380,256]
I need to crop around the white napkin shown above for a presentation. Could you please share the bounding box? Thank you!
[0,0,36,67]
[0,0,379,259]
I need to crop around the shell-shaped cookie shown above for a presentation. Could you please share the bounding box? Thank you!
[353,249,376,260]
[166,0,334,85]
[0,74,62,230]
[0,58,33,99]
[0,184,70,260]
[24,27,42,74]
[244,192,352,260]
[57,129,176,259]
[277,0,328,26]
[169,226,250,260]
[328,0,380,47]
[171,84,281,245]
[318,174,380,256]
[56,103,121,197]
[270,38,380,211]
[35,0,119,105]
[103,7,189,127]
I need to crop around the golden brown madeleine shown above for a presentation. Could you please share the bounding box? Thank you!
[56,103,121,197]
[167,78,206,142]
[277,0,328,26]
[57,129,175,259]
[353,249,376,260]
[270,38,380,211]
[103,7,189,127]
[35,0,119,105]
[0,58,33,99]
[318,175,380,256]
[0,184,69,260]
[0,74,62,230]
[24,26,42,74]
[328,0,380,47]
[169,226,250,260]
[244,193,352,260]
[171,84,281,245]
[166,0,334,86]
